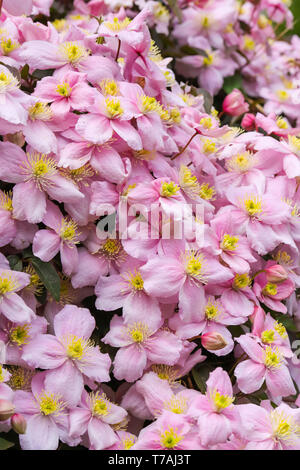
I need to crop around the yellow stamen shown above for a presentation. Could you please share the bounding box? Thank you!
[274,321,288,339]
[56,82,72,97]
[233,273,251,289]
[60,218,79,244]
[243,196,263,217]
[263,282,278,296]
[161,181,180,198]
[127,322,150,343]
[100,79,119,96]
[261,329,275,344]
[160,428,183,449]
[105,97,124,118]
[199,183,216,200]
[164,395,187,414]
[39,391,65,416]
[105,17,131,32]
[28,102,52,121]
[184,250,207,283]
[264,346,282,369]
[59,41,89,65]
[0,190,13,212]
[221,234,239,251]
[90,391,111,417]
[212,390,234,412]
[9,325,30,346]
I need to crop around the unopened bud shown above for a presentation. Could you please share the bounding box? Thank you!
[201,332,227,351]
[0,399,15,421]
[265,264,288,283]
[222,89,249,117]
[11,413,27,434]
[241,113,256,131]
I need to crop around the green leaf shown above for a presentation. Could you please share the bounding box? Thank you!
[7,255,23,272]
[20,64,29,80]
[223,73,243,94]
[30,256,60,302]
[0,437,14,450]
[191,363,213,393]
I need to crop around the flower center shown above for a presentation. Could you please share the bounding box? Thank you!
[28,102,52,121]
[221,234,239,251]
[65,335,93,360]
[243,196,263,217]
[276,90,289,101]
[59,41,89,64]
[90,392,111,417]
[263,282,278,296]
[212,390,234,412]
[0,191,13,212]
[226,152,257,173]
[264,346,282,369]
[160,428,183,449]
[202,139,216,154]
[274,321,287,338]
[105,97,124,118]
[100,79,119,96]
[127,323,150,343]
[39,392,65,416]
[164,396,187,415]
[60,218,79,244]
[105,17,131,32]
[1,38,19,55]
[199,117,213,129]
[184,251,207,283]
[56,82,72,97]
[179,165,200,198]
[233,273,251,290]
[205,299,220,320]
[203,53,214,66]
[261,329,275,344]
[10,325,30,346]
[160,181,180,198]
[0,70,18,93]
[199,183,216,200]
[0,275,19,295]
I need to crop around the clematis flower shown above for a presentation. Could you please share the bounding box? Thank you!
[69,389,128,450]
[0,141,84,223]
[13,372,69,450]
[234,334,296,398]
[102,314,183,382]
[21,305,111,406]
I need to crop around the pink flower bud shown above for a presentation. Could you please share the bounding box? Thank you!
[0,399,15,421]
[201,332,227,351]
[241,113,256,131]
[11,413,27,435]
[265,264,288,283]
[223,89,249,117]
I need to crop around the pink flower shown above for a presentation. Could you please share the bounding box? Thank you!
[0,267,34,324]
[187,368,239,446]
[14,372,69,450]
[0,141,84,223]
[102,314,183,382]
[235,334,296,398]
[132,410,203,450]
[21,305,111,406]
[32,201,84,276]
[253,268,294,314]
[69,389,128,450]
[239,402,300,450]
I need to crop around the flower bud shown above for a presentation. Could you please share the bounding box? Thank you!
[0,399,15,421]
[201,332,227,351]
[11,413,27,434]
[265,264,288,283]
[222,89,249,117]
[241,113,256,131]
